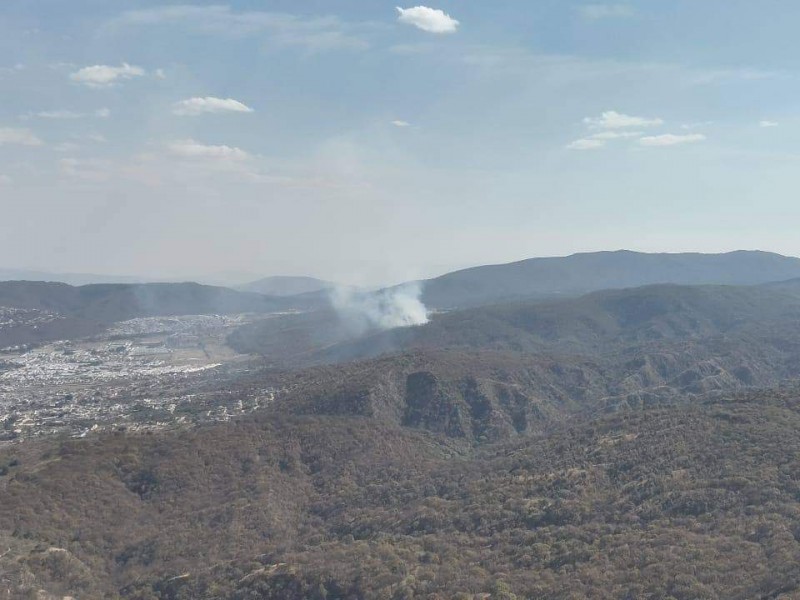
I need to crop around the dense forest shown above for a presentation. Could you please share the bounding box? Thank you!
[3,370,800,598]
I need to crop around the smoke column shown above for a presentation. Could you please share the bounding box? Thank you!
[329,282,429,333]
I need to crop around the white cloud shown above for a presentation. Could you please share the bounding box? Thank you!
[58,158,113,182]
[578,4,635,19]
[759,120,779,128]
[114,6,369,51]
[0,174,11,185]
[172,97,254,116]
[391,120,411,127]
[639,133,706,147]
[0,127,43,146]
[70,63,146,88]
[68,133,107,144]
[154,68,167,80]
[53,142,82,153]
[567,138,606,150]
[680,121,713,130]
[584,110,663,129]
[29,110,83,120]
[568,130,644,150]
[23,108,110,120]
[590,130,642,140]
[168,139,251,161]
[396,6,459,34]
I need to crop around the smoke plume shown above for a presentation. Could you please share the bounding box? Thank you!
[330,282,429,334]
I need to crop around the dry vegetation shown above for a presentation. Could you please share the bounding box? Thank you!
[3,376,800,598]
[4,280,800,598]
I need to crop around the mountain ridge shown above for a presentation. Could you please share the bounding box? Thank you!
[237,275,334,297]
[419,249,800,309]
[0,281,320,347]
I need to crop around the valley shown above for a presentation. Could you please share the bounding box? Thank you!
[0,313,278,441]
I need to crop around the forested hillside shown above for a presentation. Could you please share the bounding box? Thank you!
[3,383,800,598]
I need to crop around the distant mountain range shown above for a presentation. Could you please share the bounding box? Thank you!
[419,250,800,309]
[343,280,800,358]
[7,250,800,351]
[229,278,800,377]
[0,268,152,286]
[0,281,300,321]
[0,281,318,347]
[8,250,800,308]
[237,276,333,297]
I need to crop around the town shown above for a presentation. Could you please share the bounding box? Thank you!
[0,313,276,441]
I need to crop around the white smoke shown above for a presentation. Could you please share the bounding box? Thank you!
[330,282,429,333]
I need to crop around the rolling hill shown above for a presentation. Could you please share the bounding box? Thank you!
[231,281,800,371]
[0,281,304,321]
[238,276,333,297]
[4,375,800,598]
[419,250,800,309]
[0,268,150,286]
[0,281,318,347]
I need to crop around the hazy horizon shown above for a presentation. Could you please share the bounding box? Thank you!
[2,246,798,288]
[4,1,800,285]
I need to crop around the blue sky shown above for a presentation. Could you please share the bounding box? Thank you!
[1,1,799,285]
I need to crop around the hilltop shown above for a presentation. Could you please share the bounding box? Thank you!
[0,281,314,348]
[420,250,800,309]
[238,276,334,297]
[231,281,800,372]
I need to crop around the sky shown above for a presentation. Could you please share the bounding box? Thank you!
[1,1,800,286]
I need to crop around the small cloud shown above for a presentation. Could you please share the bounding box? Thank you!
[567,138,606,150]
[172,97,254,116]
[0,174,12,185]
[391,120,411,127]
[53,142,82,153]
[22,108,111,120]
[28,110,83,120]
[58,158,112,182]
[114,7,369,52]
[70,63,146,88]
[759,120,779,128]
[396,6,459,34]
[0,127,43,146]
[0,64,25,76]
[639,133,706,147]
[589,130,642,140]
[154,68,167,80]
[70,133,107,144]
[584,110,663,129]
[168,139,251,160]
[578,4,635,19]
[680,121,713,130]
